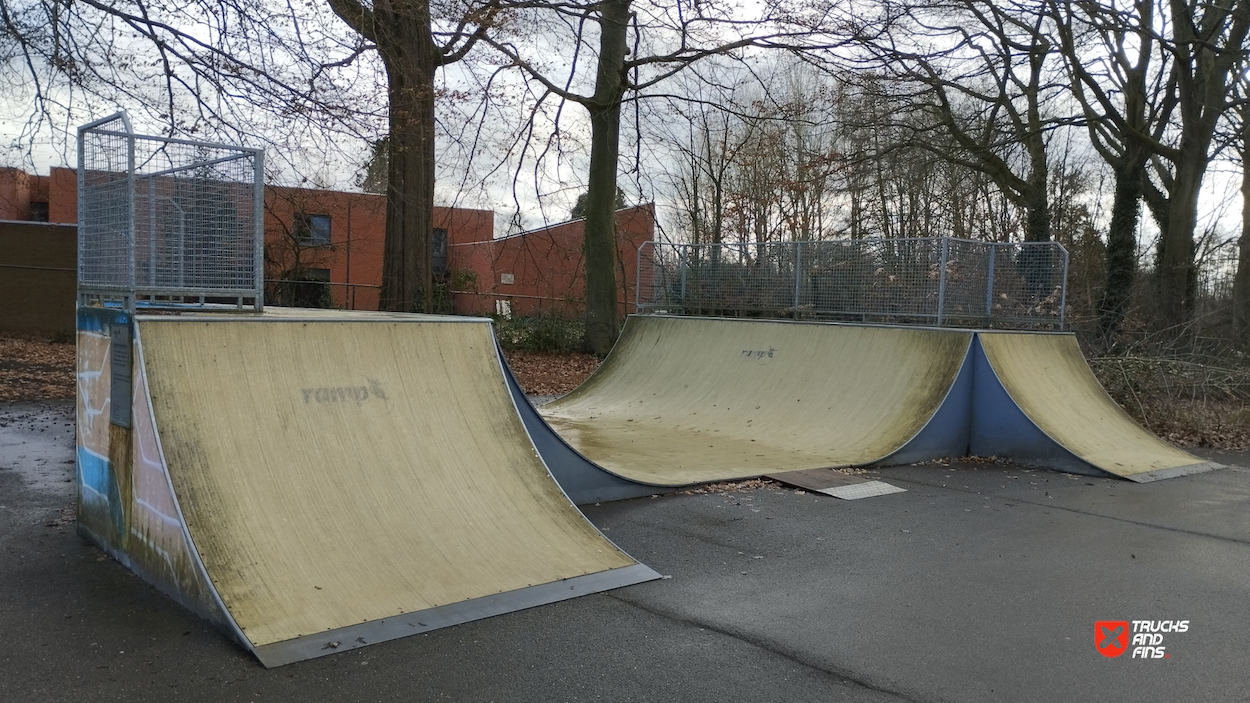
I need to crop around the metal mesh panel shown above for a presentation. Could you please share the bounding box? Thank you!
[79,116,134,292]
[636,238,1068,330]
[77,113,263,310]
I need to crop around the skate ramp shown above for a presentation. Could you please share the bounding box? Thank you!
[537,316,972,491]
[76,311,656,667]
[971,332,1221,482]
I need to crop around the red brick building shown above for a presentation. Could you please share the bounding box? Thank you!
[449,204,655,318]
[0,167,654,318]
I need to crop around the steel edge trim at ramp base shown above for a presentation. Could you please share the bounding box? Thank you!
[254,563,659,667]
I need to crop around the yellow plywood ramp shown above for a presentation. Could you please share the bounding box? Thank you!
[80,311,655,667]
[539,316,972,486]
[974,332,1220,482]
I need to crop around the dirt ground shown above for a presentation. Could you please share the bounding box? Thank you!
[499,348,600,396]
[0,329,596,402]
[0,331,75,402]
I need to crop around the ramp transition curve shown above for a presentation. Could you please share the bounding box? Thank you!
[530,316,974,502]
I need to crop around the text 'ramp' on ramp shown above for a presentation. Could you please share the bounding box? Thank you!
[973,331,1221,482]
[132,314,654,666]
[538,315,972,488]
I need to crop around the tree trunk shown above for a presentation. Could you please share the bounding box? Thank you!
[1015,171,1053,302]
[1156,155,1204,333]
[376,9,437,313]
[1097,158,1145,344]
[580,0,630,354]
[1235,102,1250,349]
[1023,132,1051,243]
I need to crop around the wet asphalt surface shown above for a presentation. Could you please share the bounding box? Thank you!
[2,399,1249,702]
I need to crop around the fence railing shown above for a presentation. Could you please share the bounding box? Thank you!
[77,112,264,311]
[635,237,1069,330]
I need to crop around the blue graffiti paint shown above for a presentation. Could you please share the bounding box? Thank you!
[77,446,125,536]
[77,307,128,332]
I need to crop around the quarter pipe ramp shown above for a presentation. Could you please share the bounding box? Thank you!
[75,309,657,667]
[534,316,974,501]
[971,331,1221,482]
[522,316,1219,502]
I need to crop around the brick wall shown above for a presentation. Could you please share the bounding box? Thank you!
[0,222,77,332]
[448,204,655,318]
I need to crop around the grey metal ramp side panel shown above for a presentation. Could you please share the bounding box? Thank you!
[967,334,1106,477]
[875,336,974,466]
[497,344,670,504]
[253,563,661,668]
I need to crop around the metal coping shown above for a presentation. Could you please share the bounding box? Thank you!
[627,313,1072,336]
[133,312,493,324]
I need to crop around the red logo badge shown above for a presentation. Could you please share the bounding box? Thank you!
[1096,621,1129,658]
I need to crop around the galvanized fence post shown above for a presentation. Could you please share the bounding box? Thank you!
[148,178,157,289]
[679,243,688,314]
[125,116,136,312]
[936,237,950,326]
[985,244,997,325]
[1059,245,1069,330]
[793,240,802,318]
[253,149,266,311]
[635,242,644,312]
[76,121,85,308]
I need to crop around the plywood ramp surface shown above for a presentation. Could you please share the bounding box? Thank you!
[540,317,970,485]
[138,318,635,648]
[979,332,1205,479]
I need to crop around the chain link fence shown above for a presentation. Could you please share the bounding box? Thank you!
[77,113,264,310]
[636,238,1068,329]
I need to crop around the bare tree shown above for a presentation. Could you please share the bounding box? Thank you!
[841,0,1069,244]
[1051,0,1173,342]
[1053,0,1249,340]
[479,0,831,353]
[656,63,1035,248]
[1234,81,1250,348]
[1,0,496,313]
[325,0,498,312]
[1146,0,1249,333]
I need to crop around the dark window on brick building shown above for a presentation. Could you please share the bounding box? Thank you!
[433,227,448,277]
[295,213,331,245]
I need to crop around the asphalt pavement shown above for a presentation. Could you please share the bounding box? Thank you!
[2,400,1248,702]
